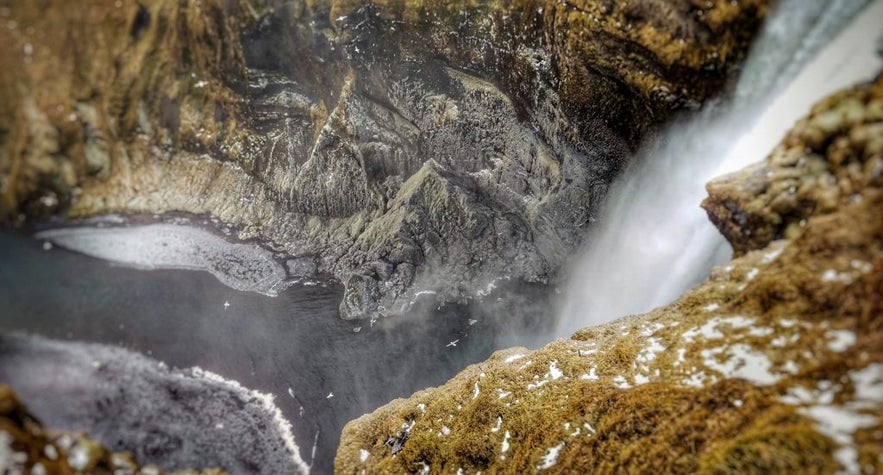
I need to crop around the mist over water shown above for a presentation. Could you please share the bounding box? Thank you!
[3,2,882,473]
[555,0,883,337]
[0,228,551,474]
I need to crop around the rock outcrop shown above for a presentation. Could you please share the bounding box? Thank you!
[0,0,768,319]
[0,384,225,475]
[335,78,883,473]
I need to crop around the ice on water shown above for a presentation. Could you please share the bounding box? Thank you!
[37,223,290,296]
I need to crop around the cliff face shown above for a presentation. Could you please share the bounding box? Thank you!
[335,78,883,474]
[0,384,224,475]
[0,0,767,319]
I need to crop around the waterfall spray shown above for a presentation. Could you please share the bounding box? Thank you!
[556,0,883,337]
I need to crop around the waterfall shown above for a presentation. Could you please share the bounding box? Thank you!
[555,0,883,337]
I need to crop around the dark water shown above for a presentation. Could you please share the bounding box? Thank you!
[0,228,551,473]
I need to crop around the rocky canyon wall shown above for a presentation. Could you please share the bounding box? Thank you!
[0,0,768,319]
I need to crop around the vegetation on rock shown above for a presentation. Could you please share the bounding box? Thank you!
[335,78,883,474]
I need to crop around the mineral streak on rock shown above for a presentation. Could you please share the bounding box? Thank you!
[335,78,883,474]
[0,0,768,318]
[35,223,291,296]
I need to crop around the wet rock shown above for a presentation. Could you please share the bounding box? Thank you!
[0,0,768,318]
[335,78,883,474]
[0,384,226,475]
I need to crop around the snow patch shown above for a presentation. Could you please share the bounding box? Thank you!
[536,442,565,470]
[580,367,598,381]
[800,405,876,475]
[491,417,502,433]
[850,364,883,405]
[700,344,779,385]
[826,330,856,353]
[682,316,755,342]
[501,431,512,453]
[548,361,563,380]
[821,269,853,284]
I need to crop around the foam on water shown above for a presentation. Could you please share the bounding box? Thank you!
[36,223,290,296]
[556,0,883,336]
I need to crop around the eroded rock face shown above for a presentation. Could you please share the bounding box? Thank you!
[0,384,225,475]
[0,0,768,318]
[335,78,883,473]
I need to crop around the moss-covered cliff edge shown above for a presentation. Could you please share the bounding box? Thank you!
[336,77,883,474]
[0,0,767,319]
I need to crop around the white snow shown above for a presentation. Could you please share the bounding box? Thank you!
[682,372,707,388]
[826,330,856,352]
[504,354,526,363]
[800,405,876,475]
[580,367,599,381]
[68,444,90,471]
[548,361,563,380]
[762,247,784,263]
[821,269,853,284]
[701,344,779,385]
[636,338,665,364]
[0,431,26,474]
[674,348,687,366]
[682,316,755,342]
[640,323,665,337]
[745,268,759,281]
[850,259,872,273]
[491,417,502,433]
[770,335,788,348]
[747,326,774,337]
[44,444,57,461]
[536,442,565,470]
[850,364,883,405]
[612,375,631,389]
[501,431,512,453]
[702,303,720,312]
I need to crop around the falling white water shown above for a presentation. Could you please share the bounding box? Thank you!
[556,0,883,337]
